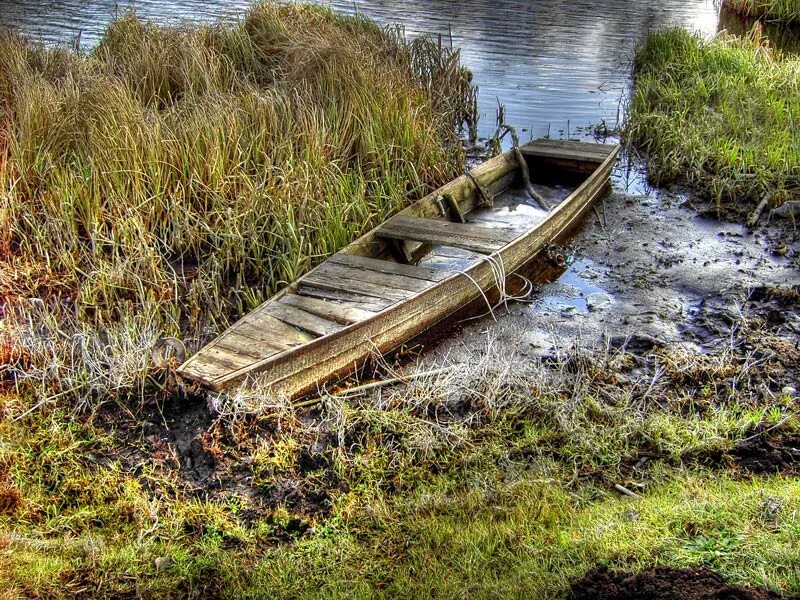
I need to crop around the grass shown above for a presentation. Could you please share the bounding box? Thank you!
[2,301,799,597]
[0,1,477,411]
[626,27,800,212]
[723,0,800,24]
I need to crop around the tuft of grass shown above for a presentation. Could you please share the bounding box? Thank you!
[0,2,477,411]
[626,27,800,212]
[723,0,799,24]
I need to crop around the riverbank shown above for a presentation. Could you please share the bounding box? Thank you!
[626,27,799,220]
[3,183,799,598]
[724,0,799,24]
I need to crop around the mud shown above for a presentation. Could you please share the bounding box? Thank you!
[418,161,800,371]
[700,432,800,476]
[570,565,787,600]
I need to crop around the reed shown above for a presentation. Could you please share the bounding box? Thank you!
[0,2,477,408]
[626,27,800,213]
[723,0,799,24]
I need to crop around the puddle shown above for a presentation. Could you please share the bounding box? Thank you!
[535,258,612,315]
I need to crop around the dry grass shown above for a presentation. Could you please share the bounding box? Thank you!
[0,2,477,412]
[724,0,799,24]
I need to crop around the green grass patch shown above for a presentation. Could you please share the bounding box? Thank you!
[2,324,798,597]
[724,0,799,24]
[626,27,800,211]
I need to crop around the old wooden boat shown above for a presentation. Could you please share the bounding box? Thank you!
[177,139,620,398]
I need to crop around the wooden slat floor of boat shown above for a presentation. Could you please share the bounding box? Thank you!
[278,293,377,325]
[301,268,418,303]
[377,215,520,255]
[263,302,344,337]
[329,253,451,282]
[239,312,316,348]
[296,284,395,314]
[312,261,434,294]
[521,139,617,163]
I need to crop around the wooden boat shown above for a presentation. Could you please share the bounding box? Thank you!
[177,139,620,398]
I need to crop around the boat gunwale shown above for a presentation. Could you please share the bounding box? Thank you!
[177,141,620,392]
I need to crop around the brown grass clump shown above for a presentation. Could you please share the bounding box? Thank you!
[0,2,477,410]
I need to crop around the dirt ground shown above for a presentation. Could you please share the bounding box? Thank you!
[570,566,788,600]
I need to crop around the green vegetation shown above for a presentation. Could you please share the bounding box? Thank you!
[3,305,799,596]
[724,0,799,24]
[626,27,800,211]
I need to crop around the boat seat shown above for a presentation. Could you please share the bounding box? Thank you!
[376,215,519,255]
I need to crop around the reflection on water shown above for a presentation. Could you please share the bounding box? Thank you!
[0,0,719,136]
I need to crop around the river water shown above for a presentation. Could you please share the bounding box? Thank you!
[0,0,720,138]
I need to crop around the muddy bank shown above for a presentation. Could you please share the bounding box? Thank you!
[419,164,800,367]
[570,565,787,600]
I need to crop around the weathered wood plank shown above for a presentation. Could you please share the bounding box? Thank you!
[377,215,518,255]
[302,270,415,303]
[521,140,615,163]
[313,261,433,294]
[279,293,377,325]
[238,313,316,348]
[264,302,344,337]
[215,335,283,361]
[184,346,254,380]
[296,285,394,313]
[328,253,451,282]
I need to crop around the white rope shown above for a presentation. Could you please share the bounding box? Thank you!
[454,251,537,323]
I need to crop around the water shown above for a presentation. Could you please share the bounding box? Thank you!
[0,0,720,138]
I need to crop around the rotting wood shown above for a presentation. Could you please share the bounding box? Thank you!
[465,172,493,207]
[377,215,519,255]
[295,284,395,313]
[328,254,450,282]
[313,261,433,294]
[264,303,344,337]
[302,270,415,303]
[444,193,466,223]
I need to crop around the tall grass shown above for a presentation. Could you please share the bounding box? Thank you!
[626,27,800,211]
[0,2,477,409]
[723,0,799,24]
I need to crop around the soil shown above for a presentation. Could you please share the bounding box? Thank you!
[700,432,800,476]
[570,566,787,600]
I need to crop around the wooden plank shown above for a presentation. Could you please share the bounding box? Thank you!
[377,215,518,255]
[264,303,344,337]
[313,261,433,294]
[302,270,415,303]
[215,334,283,361]
[238,312,316,347]
[296,285,393,313]
[182,346,255,384]
[329,253,451,282]
[279,293,377,325]
[520,140,615,163]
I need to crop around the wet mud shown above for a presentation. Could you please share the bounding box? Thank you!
[570,565,787,600]
[419,164,800,369]
[698,432,800,477]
